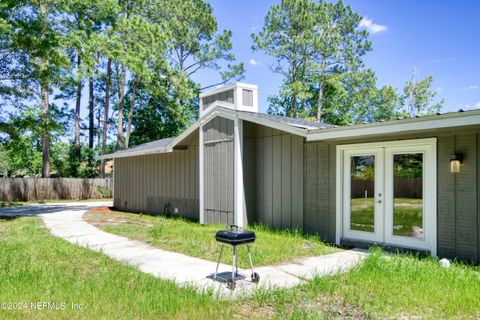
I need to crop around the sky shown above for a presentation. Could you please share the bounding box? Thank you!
[193,0,480,114]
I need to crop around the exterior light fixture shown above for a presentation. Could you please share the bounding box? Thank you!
[450,153,463,173]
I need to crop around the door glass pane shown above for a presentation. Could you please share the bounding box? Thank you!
[393,153,423,238]
[350,155,375,232]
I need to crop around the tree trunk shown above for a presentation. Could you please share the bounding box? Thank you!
[41,81,50,178]
[116,63,126,150]
[74,54,82,149]
[100,58,112,178]
[316,79,324,122]
[291,96,297,118]
[125,75,137,148]
[88,76,94,149]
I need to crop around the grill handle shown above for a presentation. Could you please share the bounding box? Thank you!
[230,224,240,231]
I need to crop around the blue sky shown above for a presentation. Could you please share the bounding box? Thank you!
[193,0,480,113]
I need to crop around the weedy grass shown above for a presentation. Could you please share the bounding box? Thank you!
[245,248,480,319]
[0,216,232,319]
[84,210,337,269]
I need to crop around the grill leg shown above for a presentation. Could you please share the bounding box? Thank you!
[214,245,224,280]
[232,245,236,281]
[247,245,255,274]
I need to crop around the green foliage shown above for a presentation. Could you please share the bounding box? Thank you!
[403,75,444,116]
[253,0,372,120]
[0,105,70,177]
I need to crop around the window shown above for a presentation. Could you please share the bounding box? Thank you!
[242,89,253,107]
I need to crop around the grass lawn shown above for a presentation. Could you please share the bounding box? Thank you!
[249,248,480,319]
[83,210,337,268]
[0,216,232,319]
[0,201,24,207]
[1,216,479,319]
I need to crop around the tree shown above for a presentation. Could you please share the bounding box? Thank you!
[253,0,371,121]
[403,75,443,116]
[0,0,70,177]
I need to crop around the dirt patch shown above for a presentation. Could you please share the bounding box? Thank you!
[84,211,153,228]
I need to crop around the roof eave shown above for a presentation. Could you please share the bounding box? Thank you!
[307,110,480,141]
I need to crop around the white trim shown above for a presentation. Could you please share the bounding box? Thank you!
[199,123,205,224]
[342,148,384,242]
[199,82,258,98]
[237,113,309,136]
[336,138,437,255]
[308,111,480,141]
[234,118,245,227]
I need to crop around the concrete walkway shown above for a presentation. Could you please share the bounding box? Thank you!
[1,202,367,298]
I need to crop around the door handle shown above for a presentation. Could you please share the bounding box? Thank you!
[377,200,382,204]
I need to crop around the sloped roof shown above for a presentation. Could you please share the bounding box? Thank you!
[237,110,335,130]
[98,104,480,160]
[100,137,175,159]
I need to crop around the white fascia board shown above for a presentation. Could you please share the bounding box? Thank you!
[96,147,173,160]
[307,112,480,141]
[238,113,308,137]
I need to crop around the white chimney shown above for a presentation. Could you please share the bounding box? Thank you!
[199,82,258,115]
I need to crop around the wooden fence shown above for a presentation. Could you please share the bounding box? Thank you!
[0,178,113,202]
[351,177,422,199]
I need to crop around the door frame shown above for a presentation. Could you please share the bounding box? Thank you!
[336,138,437,256]
[342,148,384,242]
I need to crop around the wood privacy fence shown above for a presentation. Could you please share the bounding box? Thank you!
[351,177,423,199]
[0,178,113,202]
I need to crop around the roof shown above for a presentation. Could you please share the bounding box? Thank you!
[97,104,480,160]
[307,108,480,141]
[238,110,335,130]
[100,137,174,159]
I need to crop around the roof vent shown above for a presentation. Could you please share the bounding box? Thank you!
[199,82,258,115]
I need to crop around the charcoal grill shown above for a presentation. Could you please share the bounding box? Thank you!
[213,225,260,290]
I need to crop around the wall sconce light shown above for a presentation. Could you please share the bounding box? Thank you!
[450,153,463,173]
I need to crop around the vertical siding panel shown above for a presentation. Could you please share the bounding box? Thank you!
[256,137,264,223]
[304,142,317,234]
[437,136,456,258]
[327,143,336,242]
[478,133,480,263]
[272,135,282,228]
[281,135,292,229]
[227,138,234,222]
[291,136,303,230]
[455,133,477,261]
[264,135,273,227]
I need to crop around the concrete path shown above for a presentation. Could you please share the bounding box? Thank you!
[0,202,367,298]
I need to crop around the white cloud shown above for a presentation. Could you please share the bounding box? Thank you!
[463,85,479,90]
[359,17,387,34]
[435,87,444,92]
[475,101,480,108]
[249,59,260,65]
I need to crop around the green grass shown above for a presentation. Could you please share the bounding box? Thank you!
[0,216,233,319]
[1,217,479,319]
[247,248,480,319]
[1,199,112,207]
[84,210,337,268]
[0,201,24,207]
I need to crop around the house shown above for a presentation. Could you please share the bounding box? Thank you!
[99,82,480,262]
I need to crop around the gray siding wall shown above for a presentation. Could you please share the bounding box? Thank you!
[244,122,304,229]
[203,116,235,225]
[113,143,199,219]
[304,126,480,262]
[202,89,234,110]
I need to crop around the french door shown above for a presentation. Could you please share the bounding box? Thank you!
[339,139,436,254]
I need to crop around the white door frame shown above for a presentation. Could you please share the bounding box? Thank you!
[336,138,437,256]
[342,148,384,242]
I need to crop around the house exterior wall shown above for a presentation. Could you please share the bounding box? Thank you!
[304,125,480,262]
[244,122,304,229]
[113,143,199,219]
[202,116,235,225]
